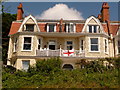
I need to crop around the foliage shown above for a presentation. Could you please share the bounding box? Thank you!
[2,12,16,64]
[2,57,120,88]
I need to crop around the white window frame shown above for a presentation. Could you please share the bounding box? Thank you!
[48,40,57,50]
[37,38,41,50]
[87,25,99,33]
[66,23,76,33]
[104,39,108,54]
[21,35,33,51]
[25,24,34,32]
[47,24,56,32]
[22,60,30,71]
[65,39,74,50]
[89,37,100,52]
[13,38,18,52]
[80,40,84,53]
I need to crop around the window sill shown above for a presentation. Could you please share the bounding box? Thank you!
[21,50,32,52]
[89,51,100,53]
[105,52,109,55]
[13,51,17,53]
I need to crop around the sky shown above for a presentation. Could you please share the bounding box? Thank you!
[3,2,119,21]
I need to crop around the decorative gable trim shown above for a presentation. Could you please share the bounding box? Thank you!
[18,15,40,32]
[82,16,106,34]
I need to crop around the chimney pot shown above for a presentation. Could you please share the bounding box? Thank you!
[17,3,24,20]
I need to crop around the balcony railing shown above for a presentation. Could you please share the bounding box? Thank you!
[36,49,85,57]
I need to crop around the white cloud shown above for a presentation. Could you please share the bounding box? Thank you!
[35,4,84,20]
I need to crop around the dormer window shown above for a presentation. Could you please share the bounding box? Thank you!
[26,24,34,32]
[88,25,100,33]
[66,23,75,33]
[47,24,56,32]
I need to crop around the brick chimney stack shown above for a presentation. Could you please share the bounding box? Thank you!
[59,18,63,32]
[101,2,110,22]
[17,3,24,20]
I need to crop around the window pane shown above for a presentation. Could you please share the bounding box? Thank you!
[67,41,72,45]
[81,40,83,45]
[118,47,120,53]
[67,46,72,50]
[91,45,98,51]
[91,38,98,44]
[49,40,55,45]
[105,39,107,52]
[68,24,74,32]
[49,24,54,32]
[38,39,41,44]
[94,26,97,33]
[22,60,30,71]
[24,37,31,43]
[89,26,92,33]
[23,44,31,50]
[118,41,120,46]
[118,41,120,53]
[38,45,40,50]
[49,45,55,50]
[26,24,34,31]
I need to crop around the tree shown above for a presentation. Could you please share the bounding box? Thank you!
[2,7,16,64]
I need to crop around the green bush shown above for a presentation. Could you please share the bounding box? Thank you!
[2,57,119,88]
[35,57,61,73]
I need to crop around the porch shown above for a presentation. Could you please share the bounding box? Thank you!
[36,49,85,57]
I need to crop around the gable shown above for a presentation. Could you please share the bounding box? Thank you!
[82,16,105,34]
[18,15,40,32]
[25,18,35,24]
[88,19,98,25]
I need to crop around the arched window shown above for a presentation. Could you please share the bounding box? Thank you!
[62,64,73,70]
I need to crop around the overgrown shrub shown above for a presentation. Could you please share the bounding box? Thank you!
[28,57,62,75]
[2,57,119,88]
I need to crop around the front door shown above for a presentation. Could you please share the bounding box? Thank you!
[49,40,56,50]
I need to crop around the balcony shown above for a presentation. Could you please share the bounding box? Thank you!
[36,50,85,57]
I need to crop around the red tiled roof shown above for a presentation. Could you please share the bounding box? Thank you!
[8,21,119,36]
[9,22,21,35]
[110,25,119,36]
[76,24,84,32]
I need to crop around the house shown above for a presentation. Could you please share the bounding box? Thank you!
[7,3,120,70]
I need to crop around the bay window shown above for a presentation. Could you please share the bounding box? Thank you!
[105,39,108,53]
[80,40,84,52]
[38,39,41,50]
[23,37,32,50]
[90,38,99,51]
[13,38,17,52]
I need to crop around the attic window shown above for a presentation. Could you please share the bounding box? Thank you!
[66,23,75,33]
[88,25,100,33]
[47,24,56,32]
[26,24,34,31]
